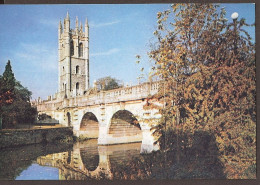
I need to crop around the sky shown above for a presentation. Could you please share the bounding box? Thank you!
[0,4,255,100]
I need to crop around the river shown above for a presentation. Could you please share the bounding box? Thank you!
[0,140,147,180]
[0,135,227,180]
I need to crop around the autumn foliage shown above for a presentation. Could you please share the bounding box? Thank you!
[145,4,255,179]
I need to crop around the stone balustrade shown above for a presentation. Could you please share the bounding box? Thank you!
[36,81,161,112]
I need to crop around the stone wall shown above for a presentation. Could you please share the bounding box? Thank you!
[0,127,73,149]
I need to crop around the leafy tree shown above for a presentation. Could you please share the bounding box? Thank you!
[96,76,122,91]
[146,4,255,178]
[0,61,37,128]
[0,60,15,106]
[0,60,16,129]
[2,60,15,93]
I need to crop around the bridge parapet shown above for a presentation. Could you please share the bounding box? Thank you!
[36,81,161,112]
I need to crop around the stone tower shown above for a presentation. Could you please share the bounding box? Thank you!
[58,12,89,98]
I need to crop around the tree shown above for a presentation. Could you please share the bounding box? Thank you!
[0,60,15,129]
[146,4,255,178]
[2,60,15,93]
[147,4,225,145]
[96,76,122,91]
[0,60,15,106]
[0,61,37,128]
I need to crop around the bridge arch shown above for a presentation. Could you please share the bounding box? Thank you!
[108,110,142,142]
[79,112,99,138]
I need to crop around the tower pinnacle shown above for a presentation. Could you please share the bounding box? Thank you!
[85,17,89,38]
[66,11,70,20]
[59,19,62,29]
[80,21,83,32]
[58,19,62,36]
[75,16,79,33]
[85,17,88,26]
[76,16,79,28]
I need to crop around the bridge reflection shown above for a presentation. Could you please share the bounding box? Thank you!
[36,140,142,180]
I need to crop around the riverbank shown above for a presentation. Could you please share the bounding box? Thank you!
[0,127,73,149]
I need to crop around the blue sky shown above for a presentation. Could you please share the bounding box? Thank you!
[0,4,255,100]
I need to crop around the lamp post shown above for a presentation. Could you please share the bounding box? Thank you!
[231,12,239,55]
[231,12,239,20]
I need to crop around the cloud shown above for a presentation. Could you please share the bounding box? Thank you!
[19,43,49,55]
[89,20,120,28]
[38,18,120,29]
[15,43,57,71]
[90,48,120,57]
[38,19,59,28]
[12,42,58,99]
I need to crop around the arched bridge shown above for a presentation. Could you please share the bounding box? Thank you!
[36,81,161,152]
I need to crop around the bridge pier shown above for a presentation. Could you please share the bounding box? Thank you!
[98,122,159,153]
[97,125,109,145]
[141,128,159,153]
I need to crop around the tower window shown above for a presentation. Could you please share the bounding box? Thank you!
[70,40,74,56]
[76,82,79,95]
[76,65,80,74]
[79,43,83,57]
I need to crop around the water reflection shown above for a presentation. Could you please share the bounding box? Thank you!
[0,142,72,180]
[80,140,99,171]
[1,130,226,180]
[33,137,224,180]
[36,140,142,180]
[16,164,59,180]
